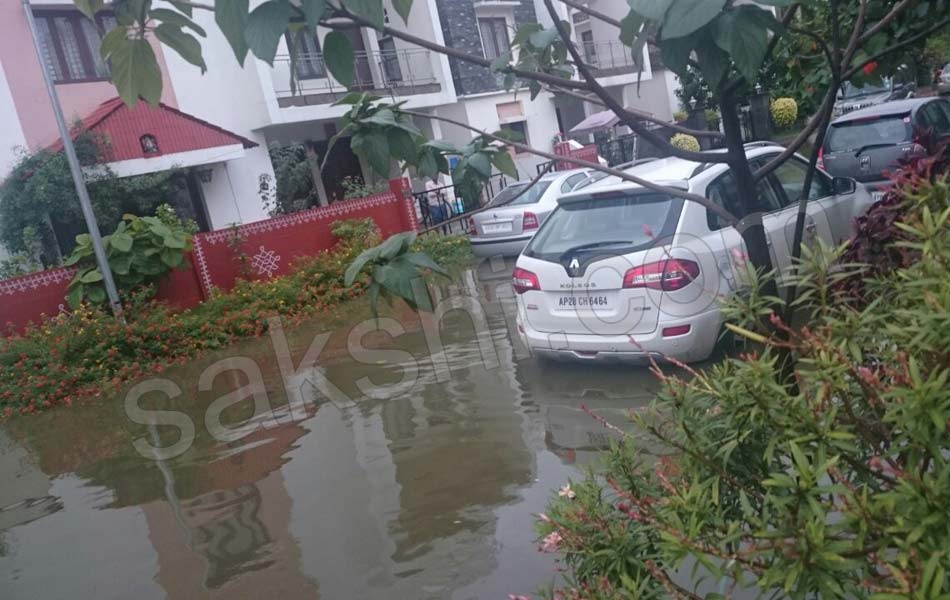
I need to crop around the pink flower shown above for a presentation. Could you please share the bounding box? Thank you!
[541,531,562,553]
[558,484,576,500]
[538,512,551,522]
[509,595,531,600]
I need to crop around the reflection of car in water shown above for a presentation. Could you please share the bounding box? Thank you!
[821,98,950,191]
[469,169,592,257]
[512,143,873,364]
[832,70,916,117]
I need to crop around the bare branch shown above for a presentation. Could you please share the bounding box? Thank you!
[555,0,622,29]
[788,26,834,68]
[752,86,836,181]
[326,6,591,91]
[842,17,950,80]
[541,0,729,164]
[857,0,913,46]
[402,109,738,224]
[843,0,869,65]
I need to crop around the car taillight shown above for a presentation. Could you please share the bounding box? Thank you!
[512,267,541,294]
[623,259,699,291]
[523,211,539,230]
[817,147,824,170]
[468,218,477,235]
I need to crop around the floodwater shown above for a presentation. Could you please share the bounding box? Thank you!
[0,260,674,600]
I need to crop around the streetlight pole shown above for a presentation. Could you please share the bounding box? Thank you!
[22,0,124,320]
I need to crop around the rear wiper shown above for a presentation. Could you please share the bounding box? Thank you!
[854,142,894,156]
[560,240,632,257]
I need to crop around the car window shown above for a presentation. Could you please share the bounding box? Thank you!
[525,193,677,259]
[769,158,834,205]
[561,173,586,193]
[922,103,950,134]
[488,181,553,207]
[705,169,783,230]
[825,116,912,152]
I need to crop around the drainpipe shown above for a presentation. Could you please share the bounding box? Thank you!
[23,0,124,321]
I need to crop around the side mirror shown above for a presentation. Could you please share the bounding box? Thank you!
[833,176,857,195]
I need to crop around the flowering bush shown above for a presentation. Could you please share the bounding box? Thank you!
[669,133,700,152]
[0,220,471,417]
[535,166,950,598]
[771,97,799,129]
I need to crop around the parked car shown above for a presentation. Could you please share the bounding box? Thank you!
[938,63,950,96]
[469,168,592,257]
[511,143,874,364]
[820,97,950,193]
[832,68,916,117]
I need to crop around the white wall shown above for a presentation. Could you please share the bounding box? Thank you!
[0,61,26,260]
[199,145,273,228]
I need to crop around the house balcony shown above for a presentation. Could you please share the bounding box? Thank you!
[270,48,442,109]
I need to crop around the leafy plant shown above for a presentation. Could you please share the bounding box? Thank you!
[771,97,799,130]
[259,142,321,215]
[536,166,950,599]
[669,133,700,152]
[63,205,193,307]
[344,231,449,315]
[340,175,388,199]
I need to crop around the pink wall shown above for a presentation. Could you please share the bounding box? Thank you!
[0,2,177,151]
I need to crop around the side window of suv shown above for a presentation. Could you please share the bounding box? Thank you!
[920,103,950,135]
[705,168,783,230]
[769,158,834,205]
[562,173,586,193]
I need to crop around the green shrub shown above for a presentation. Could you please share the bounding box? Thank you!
[771,97,799,129]
[670,133,700,152]
[538,173,950,598]
[673,110,688,123]
[0,219,471,417]
[63,204,193,307]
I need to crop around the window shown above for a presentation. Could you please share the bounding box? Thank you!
[501,121,528,153]
[286,30,326,80]
[478,17,510,61]
[768,158,833,206]
[580,30,597,65]
[920,102,950,135]
[562,173,587,193]
[140,134,159,155]
[378,36,403,84]
[705,169,783,230]
[34,11,116,83]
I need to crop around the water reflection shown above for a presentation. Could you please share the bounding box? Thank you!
[1,261,676,599]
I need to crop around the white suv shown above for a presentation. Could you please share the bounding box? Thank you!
[512,143,874,364]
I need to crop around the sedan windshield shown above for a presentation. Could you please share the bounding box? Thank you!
[841,79,890,98]
[488,181,552,207]
[525,192,677,260]
[826,116,912,152]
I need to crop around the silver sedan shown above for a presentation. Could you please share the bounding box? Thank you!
[469,169,591,257]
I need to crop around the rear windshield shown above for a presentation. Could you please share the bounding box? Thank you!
[841,79,890,98]
[826,116,912,153]
[524,193,680,260]
[489,181,552,207]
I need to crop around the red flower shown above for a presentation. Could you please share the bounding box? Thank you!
[863,61,878,76]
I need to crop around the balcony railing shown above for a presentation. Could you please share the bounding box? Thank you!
[581,40,641,76]
[272,48,440,107]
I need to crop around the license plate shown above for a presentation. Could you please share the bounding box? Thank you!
[482,222,512,234]
[871,191,885,202]
[556,294,610,309]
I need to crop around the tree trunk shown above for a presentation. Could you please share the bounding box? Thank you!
[718,88,780,299]
[305,145,330,207]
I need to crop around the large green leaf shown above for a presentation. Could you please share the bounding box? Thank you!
[110,232,133,253]
[491,151,518,179]
[363,130,392,177]
[374,263,432,311]
[619,11,644,46]
[74,0,105,19]
[401,252,449,277]
[661,0,726,39]
[154,24,207,72]
[345,247,382,286]
[392,0,413,23]
[712,6,772,83]
[160,248,184,268]
[342,0,385,29]
[659,36,693,76]
[387,128,418,163]
[149,8,206,36]
[245,0,291,65]
[696,37,729,89]
[110,38,163,106]
[81,269,104,284]
[628,0,672,22]
[378,231,417,259]
[300,0,326,32]
[468,152,492,178]
[215,0,250,64]
[323,31,355,87]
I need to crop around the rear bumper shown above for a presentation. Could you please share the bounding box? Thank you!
[470,234,533,257]
[517,308,722,364]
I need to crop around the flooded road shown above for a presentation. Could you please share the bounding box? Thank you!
[0,260,670,600]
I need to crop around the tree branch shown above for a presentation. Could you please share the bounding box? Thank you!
[857,0,913,46]
[752,85,836,181]
[555,0,622,29]
[326,6,591,91]
[541,0,729,164]
[402,109,738,224]
[842,17,950,80]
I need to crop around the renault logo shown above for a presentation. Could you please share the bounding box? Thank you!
[568,258,580,275]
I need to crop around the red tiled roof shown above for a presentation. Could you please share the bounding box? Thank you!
[49,97,257,162]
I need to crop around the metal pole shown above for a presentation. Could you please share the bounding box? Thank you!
[22,0,123,319]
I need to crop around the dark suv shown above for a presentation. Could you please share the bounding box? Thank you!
[820,97,950,189]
